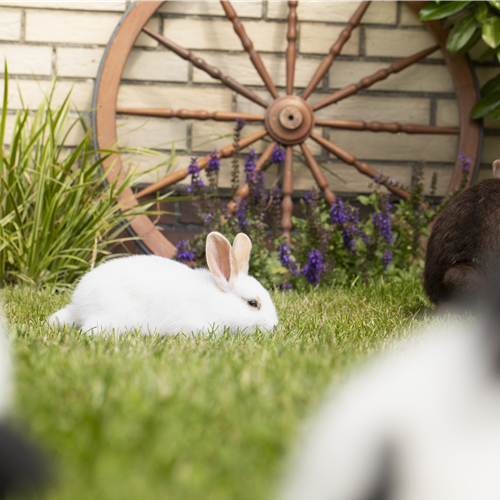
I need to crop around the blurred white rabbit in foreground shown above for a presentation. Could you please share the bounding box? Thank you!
[0,317,47,498]
[48,231,278,336]
[281,311,500,500]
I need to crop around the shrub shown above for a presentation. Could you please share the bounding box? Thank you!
[0,66,170,288]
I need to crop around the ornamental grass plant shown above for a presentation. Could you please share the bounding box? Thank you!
[0,66,171,288]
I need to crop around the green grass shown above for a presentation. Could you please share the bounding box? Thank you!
[2,279,432,500]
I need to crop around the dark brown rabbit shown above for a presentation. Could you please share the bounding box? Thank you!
[424,160,500,304]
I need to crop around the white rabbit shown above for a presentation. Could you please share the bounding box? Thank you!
[280,313,500,500]
[48,231,278,336]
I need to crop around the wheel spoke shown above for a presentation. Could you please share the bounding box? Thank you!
[116,108,265,122]
[227,141,276,212]
[300,143,335,205]
[286,1,298,96]
[310,132,410,199]
[315,119,459,135]
[142,26,269,109]
[135,129,268,199]
[312,44,439,112]
[221,1,279,99]
[301,1,370,100]
[281,146,294,239]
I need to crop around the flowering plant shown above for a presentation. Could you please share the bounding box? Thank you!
[177,120,471,289]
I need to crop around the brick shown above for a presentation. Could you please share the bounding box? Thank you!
[0,8,21,41]
[475,67,500,87]
[161,229,204,247]
[482,136,500,165]
[0,2,126,11]
[26,10,120,44]
[328,60,454,93]
[26,11,157,47]
[122,152,184,186]
[0,44,52,76]
[117,85,233,113]
[291,160,452,196]
[234,89,274,115]
[436,99,459,127]
[57,47,104,78]
[159,1,262,18]
[400,4,421,26]
[476,167,494,183]
[192,51,324,88]
[179,200,202,224]
[123,49,189,82]
[191,122,267,153]
[327,129,459,163]
[365,28,443,59]
[267,1,396,25]
[0,79,93,111]
[468,39,496,62]
[163,18,287,52]
[140,197,176,226]
[134,18,161,48]
[116,116,188,150]
[310,93,431,125]
[299,22,359,55]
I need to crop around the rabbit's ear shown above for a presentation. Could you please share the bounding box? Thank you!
[206,232,239,291]
[493,159,500,179]
[233,233,252,275]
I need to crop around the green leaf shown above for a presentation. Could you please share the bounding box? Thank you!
[446,15,478,52]
[457,28,482,55]
[497,46,500,63]
[470,92,500,118]
[490,105,500,120]
[488,0,500,11]
[419,1,471,20]
[479,46,497,61]
[476,2,490,22]
[357,195,370,206]
[481,73,500,96]
[482,17,500,48]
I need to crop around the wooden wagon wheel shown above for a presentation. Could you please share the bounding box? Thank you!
[92,0,481,257]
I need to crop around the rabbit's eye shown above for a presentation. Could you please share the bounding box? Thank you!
[248,300,258,308]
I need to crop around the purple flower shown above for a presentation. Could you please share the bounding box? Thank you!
[188,157,204,188]
[342,228,356,252]
[203,213,213,226]
[208,150,220,172]
[236,199,249,228]
[458,152,472,172]
[235,117,246,131]
[278,243,300,275]
[372,195,393,246]
[244,149,258,178]
[272,144,285,164]
[281,282,292,291]
[302,249,323,286]
[176,240,195,263]
[188,158,199,175]
[382,250,393,270]
[304,190,315,205]
[331,198,346,225]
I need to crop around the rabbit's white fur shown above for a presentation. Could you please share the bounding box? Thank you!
[281,319,500,500]
[48,232,278,336]
[0,318,11,417]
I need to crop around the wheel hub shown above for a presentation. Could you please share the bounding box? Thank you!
[264,96,314,145]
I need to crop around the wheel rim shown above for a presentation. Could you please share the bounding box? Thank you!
[93,0,482,256]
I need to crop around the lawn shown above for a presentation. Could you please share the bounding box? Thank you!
[2,278,431,500]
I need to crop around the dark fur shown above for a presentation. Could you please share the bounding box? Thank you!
[0,422,48,498]
[424,179,500,304]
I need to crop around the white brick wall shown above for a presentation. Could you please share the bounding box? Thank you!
[0,0,498,197]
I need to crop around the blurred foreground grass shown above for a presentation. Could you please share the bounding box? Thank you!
[1,279,431,500]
